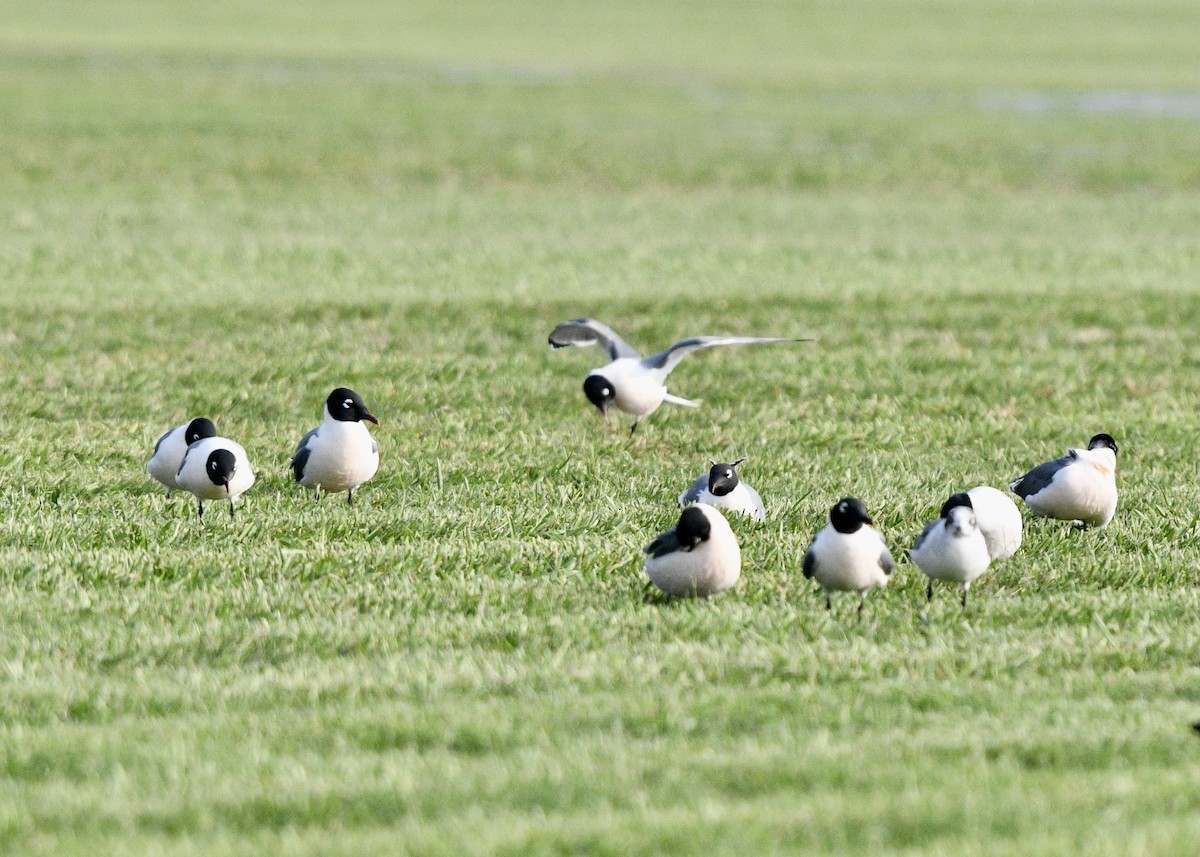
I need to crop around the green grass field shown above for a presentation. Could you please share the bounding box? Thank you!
[3,1,1200,854]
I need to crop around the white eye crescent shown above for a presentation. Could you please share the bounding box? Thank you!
[343,399,354,408]
[725,470,733,478]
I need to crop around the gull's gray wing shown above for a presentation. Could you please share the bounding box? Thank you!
[802,531,822,579]
[879,543,897,576]
[678,474,708,507]
[642,336,814,376]
[548,318,641,361]
[644,527,682,558]
[1010,451,1076,499]
[152,426,173,456]
[911,519,940,552]
[290,427,319,482]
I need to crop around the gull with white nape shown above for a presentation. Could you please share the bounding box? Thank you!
[146,417,217,495]
[909,492,992,608]
[678,457,766,522]
[548,317,813,434]
[175,436,255,520]
[1010,433,1119,528]
[643,504,741,598]
[291,387,380,505]
[801,497,896,615]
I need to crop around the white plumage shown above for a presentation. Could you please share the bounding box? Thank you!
[643,504,741,598]
[291,387,380,505]
[175,436,255,520]
[146,417,217,495]
[1010,433,1119,528]
[802,497,895,614]
[910,493,992,607]
[966,485,1023,560]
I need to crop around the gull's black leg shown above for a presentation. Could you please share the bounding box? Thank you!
[229,500,236,521]
[926,580,934,602]
[825,592,832,611]
[347,488,354,507]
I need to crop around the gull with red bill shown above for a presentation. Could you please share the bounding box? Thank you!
[290,387,380,505]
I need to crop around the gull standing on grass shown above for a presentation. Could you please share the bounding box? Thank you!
[290,387,380,505]
[146,417,217,495]
[678,458,766,522]
[643,504,741,598]
[909,492,992,608]
[175,436,255,521]
[548,318,813,434]
[801,497,895,615]
[1010,433,1119,528]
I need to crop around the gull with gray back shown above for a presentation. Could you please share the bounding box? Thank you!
[678,458,766,522]
[548,317,813,434]
[147,417,218,495]
[291,387,380,505]
[643,504,741,598]
[801,497,895,615]
[910,492,992,608]
[1010,433,1119,528]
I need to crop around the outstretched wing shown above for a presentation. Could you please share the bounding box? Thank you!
[1010,451,1076,499]
[548,318,641,361]
[642,336,813,376]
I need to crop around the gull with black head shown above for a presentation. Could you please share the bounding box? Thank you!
[548,317,812,434]
[176,435,255,520]
[678,458,766,522]
[801,497,895,614]
[1010,433,1119,528]
[643,504,741,598]
[910,492,992,608]
[147,417,217,495]
[291,387,380,505]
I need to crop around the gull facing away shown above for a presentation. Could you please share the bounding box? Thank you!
[801,497,896,615]
[175,436,255,521]
[643,504,741,598]
[548,318,813,434]
[1010,433,1119,528]
[965,485,1022,560]
[291,387,380,505]
[909,492,992,608]
[678,458,766,522]
[147,417,217,495]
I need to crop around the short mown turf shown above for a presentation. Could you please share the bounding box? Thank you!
[2,2,1200,855]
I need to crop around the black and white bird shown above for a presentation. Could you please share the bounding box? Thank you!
[965,485,1023,560]
[909,492,992,607]
[290,387,380,505]
[801,497,895,614]
[643,504,741,598]
[678,458,766,522]
[175,436,255,520]
[1010,433,1119,528]
[548,317,812,433]
[146,417,217,495]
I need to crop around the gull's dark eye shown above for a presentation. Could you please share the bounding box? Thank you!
[343,399,353,408]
